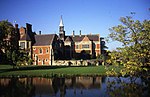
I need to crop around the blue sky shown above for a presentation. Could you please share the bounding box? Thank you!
[0,0,149,50]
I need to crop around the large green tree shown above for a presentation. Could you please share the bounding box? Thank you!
[108,16,150,75]
[0,20,20,53]
[0,20,19,64]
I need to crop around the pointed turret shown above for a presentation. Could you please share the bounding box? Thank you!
[59,15,65,41]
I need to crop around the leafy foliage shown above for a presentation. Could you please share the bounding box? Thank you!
[0,20,19,51]
[0,20,33,67]
[107,16,150,76]
[107,77,149,97]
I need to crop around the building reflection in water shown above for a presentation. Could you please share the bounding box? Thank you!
[1,76,148,97]
[0,76,103,97]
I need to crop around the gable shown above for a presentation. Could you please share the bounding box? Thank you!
[65,36,73,42]
[82,36,91,41]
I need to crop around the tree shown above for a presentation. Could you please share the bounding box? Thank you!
[12,50,18,68]
[15,50,33,66]
[108,16,150,76]
[0,20,19,64]
[0,20,14,51]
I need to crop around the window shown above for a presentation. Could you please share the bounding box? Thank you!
[96,44,100,49]
[39,48,42,54]
[33,48,36,50]
[46,59,48,61]
[35,56,38,60]
[82,44,89,48]
[33,54,35,58]
[76,45,78,49]
[42,60,45,65]
[39,59,41,62]
[20,42,25,49]
[46,48,49,53]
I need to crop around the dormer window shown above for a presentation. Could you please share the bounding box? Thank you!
[20,42,25,49]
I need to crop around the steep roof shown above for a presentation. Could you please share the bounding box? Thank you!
[33,34,56,46]
[87,34,99,41]
[20,33,31,41]
[19,27,31,41]
[82,35,90,41]
[65,36,73,42]
[70,34,99,42]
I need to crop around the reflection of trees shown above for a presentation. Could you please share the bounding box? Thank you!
[102,76,106,83]
[141,76,150,96]
[52,78,66,97]
[107,77,150,97]
[0,77,35,97]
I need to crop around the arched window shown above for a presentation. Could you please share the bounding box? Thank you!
[39,48,42,54]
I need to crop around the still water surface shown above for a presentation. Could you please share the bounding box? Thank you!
[0,76,149,97]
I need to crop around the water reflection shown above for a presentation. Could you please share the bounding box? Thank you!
[106,76,150,97]
[0,76,149,97]
[0,77,35,97]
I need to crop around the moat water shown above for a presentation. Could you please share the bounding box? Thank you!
[0,76,149,97]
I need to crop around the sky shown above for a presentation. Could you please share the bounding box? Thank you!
[0,0,149,50]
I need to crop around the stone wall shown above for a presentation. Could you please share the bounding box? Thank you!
[52,59,102,66]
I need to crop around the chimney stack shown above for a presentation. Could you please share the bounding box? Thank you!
[39,31,41,35]
[26,23,32,32]
[72,30,75,37]
[79,30,81,37]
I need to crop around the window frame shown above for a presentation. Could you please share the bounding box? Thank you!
[46,48,49,53]
[76,45,78,49]
[20,42,25,49]
[82,44,90,49]
[39,48,43,54]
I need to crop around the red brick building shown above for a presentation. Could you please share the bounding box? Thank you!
[32,34,62,65]
[17,16,101,65]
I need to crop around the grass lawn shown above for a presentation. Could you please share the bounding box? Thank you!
[0,65,122,77]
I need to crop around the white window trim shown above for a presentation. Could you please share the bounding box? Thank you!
[46,48,49,53]
[39,48,43,54]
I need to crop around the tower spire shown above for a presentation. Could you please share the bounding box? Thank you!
[59,15,64,27]
[59,15,65,41]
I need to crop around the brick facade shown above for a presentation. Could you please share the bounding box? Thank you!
[17,17,102,65]
[32,46,52,65]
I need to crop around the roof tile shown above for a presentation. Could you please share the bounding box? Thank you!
[70,34,99,42]
[33,34,55,46]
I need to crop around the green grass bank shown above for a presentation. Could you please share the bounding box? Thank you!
[0,65,122,77]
